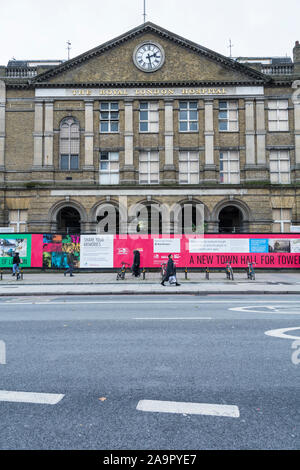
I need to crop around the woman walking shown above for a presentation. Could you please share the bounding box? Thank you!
[161,254,180,286]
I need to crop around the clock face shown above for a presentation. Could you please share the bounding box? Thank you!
[133,42,165,72]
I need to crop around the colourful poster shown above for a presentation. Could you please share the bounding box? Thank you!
[42,234,80,268]
[0,234,32,268]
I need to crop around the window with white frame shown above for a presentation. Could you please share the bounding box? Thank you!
[100,102,119,133]
[139,151,159,184]
[219,151,240,184]
[59,117,80,170]
[179,151,199,184]
[99,151,119,184]
[269,150,290,184]
[268,100,289,131]
[218,100,238,131]
[179,101,198,132]
[9,210,28,233]
[139,102,159,132]
[272,208,291,233]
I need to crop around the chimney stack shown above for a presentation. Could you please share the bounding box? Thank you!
[293,41,300,74]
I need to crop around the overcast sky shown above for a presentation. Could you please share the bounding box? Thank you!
[1,0,299,65]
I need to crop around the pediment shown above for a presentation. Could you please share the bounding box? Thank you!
[32,23,269,86]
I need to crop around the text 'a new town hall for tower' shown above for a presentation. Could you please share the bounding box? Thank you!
[1,22,300,234]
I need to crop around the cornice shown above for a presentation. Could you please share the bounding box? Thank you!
[6,80,268,90]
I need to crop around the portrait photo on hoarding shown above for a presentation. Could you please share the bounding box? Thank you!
[268,239,291,253]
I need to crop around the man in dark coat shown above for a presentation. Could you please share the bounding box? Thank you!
[161,254,180,286]
[132,250,141,277]
[12,252,21,280]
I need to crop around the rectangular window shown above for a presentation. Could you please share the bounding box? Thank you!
[9,210,28,233]
[219,151,240,184]
[218,101,238,131]
[60,154,79,170]
[139,102,159,132]
[179,101,198,132]
[99,151,119,184]
[100,102,119,133]
[269,150,290,184]
[139,151,159,184]
[179,151,199,184]
[272,208,291,233]
[268,100,289,131]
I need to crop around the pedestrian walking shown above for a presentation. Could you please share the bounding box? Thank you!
[64,250,75,277]
[131,249,141,277]
[161,254,180,286]
[12,252,21,280]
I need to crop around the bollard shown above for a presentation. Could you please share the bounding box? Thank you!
[142,267,146,280]
[0,269,2,281]
[205,267,209,280]
[20,268,23,280]
[185,267,188,280]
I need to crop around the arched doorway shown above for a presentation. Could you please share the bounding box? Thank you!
[177,203,205,234]
[218,206,243,233]
[57,207,81,234]
[136,204,162,235]
[96,204,120,234]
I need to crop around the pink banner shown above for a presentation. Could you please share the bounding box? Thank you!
[27,233,300,269]
[113,234,300,269]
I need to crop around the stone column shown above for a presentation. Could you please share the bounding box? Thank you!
[163,100,176,183]
[245,99,255,165]
[33,101,44,168]
[204,99,216,182]
[84,100,94,169]
[123,100,135,184]
[256,100,266,164]
[255,99,268,180]
[294,86,300,181]
[44,101,54,167]
[0,81,5,172]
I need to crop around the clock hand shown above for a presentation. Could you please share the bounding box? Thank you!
[146,53,152,68]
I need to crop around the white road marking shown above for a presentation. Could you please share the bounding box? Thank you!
[264,327,300,340]
[230,305,300,315]
[0,390,64,405]
[4,300,300,305]
[136,400,240,418]
[133,317,212,320]
[0,340,6,365]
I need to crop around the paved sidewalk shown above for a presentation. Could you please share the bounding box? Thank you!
[0,271,299,296]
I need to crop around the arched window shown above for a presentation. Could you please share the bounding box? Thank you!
[59,118,80,170]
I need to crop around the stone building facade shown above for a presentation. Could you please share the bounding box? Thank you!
[1,22,300,234]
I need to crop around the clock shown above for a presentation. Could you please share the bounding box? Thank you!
[133,42,165,72]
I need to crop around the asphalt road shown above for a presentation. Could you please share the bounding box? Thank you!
[0,294,299,450]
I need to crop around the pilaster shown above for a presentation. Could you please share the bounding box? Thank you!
[33,101,44,169]
[204,99,217,182]
[163,100,176,183]
[123,100,135,184]
[84,100,94,170]
[44,101,54,169]
[0,81,5,180]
